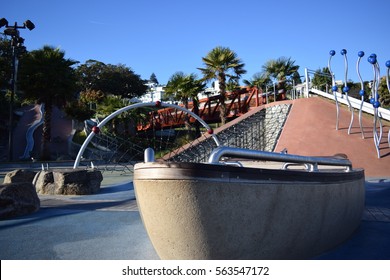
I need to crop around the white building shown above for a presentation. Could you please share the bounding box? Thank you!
[134,81,220,103]
[131,82,168,103]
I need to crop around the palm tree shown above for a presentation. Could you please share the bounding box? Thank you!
[19,45,78,160]
[243,72,272,92]
[165,72,206,136]
[262,57,299,94]
[198,46,246,125]
[165,72,204,107]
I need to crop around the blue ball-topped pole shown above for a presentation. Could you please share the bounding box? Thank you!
[358,51,365,57]
[373,101,381,108]
[343,86,350,93]
[359,90,365,97]
[329,50,336,56]
[332,85,338,92]
[368,55,377,64]
[341,49,347,55]
[386,60,390,68]
[370,98,375,104]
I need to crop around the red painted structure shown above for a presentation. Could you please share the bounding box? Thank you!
[137,87,286,130]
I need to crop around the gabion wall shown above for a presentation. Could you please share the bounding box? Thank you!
[169,103,291,163]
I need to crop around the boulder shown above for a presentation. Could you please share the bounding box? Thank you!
[34,169,103,195]
[3,169,37,184]
[33,170,56,194]
[0,182,40,220]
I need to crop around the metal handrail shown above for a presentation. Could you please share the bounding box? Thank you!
[207,146,353,172]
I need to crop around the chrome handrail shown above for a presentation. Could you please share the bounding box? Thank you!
[207,146,353,172]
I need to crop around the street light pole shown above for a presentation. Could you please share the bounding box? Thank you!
[0,18,35,161]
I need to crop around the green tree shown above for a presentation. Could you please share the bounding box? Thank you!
[312,67,332,92]
[165,72,206,136]
[19,45,78,160]
[262,57,299,93]
[76,60,147,99]
[198,46,246,125]
[243,72,272,92]
[0,36,12,93]
[378,76,390,108]
[149,73,159,85]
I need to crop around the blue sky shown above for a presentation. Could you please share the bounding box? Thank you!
[3,0,390,86]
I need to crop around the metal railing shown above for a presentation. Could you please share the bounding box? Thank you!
[207,146,353,172]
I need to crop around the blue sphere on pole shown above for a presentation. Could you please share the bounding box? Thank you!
[358,51,365,57]
[373,101,381,108]
[329,50,336,56]
[386,60,390,68]
[359,90,365,97]
[343,86,350,93]
[368,55,377,64]
[341,49,347,55]
[332,85,338,92]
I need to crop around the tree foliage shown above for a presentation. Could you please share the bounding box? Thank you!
[165,72,206,136]
[165,72,205,106]
[262,57,299,91]
[149,73,159,85]
[312,67,332,92]
[19,45,78,159]
[0,36,12,93]
[243,72,272,92]
[378,76,390,108]
[198,46,246,124]
[76,60,147,98]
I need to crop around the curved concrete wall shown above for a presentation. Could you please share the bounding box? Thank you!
[134,163,365,259]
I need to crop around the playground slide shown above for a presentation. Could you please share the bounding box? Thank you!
[20,103,45,159]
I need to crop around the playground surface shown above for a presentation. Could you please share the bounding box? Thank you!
[0,173,389,260]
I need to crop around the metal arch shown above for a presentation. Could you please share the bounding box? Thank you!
[73,101,221,168]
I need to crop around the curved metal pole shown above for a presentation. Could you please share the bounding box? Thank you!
[356,51,365,139]
[368,55,382,158]
[73,101,221,168]
[328,50,339,130]
[341,49,354,135]
[386,61,390,148]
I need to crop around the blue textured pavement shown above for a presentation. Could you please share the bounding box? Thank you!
[0,172,389,260]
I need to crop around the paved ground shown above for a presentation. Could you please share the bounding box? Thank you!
[0,173,389,260]
[0,172,159,260]
[0,97,390,260]
[275,97,390,178]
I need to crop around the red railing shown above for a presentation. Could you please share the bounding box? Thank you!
[137,87,286,131]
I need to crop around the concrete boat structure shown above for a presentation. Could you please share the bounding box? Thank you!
[133,146,365,260]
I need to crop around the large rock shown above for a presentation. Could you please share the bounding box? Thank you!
[34,169,103,195]
[33,170,56,194]
[0,182,40,220]
[3,169,37,184]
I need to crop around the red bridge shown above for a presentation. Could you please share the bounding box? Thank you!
[138,87,286,130]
